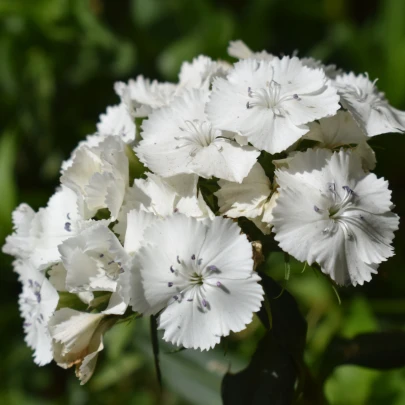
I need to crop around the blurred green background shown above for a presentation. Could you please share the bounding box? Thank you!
[0,0,404,404]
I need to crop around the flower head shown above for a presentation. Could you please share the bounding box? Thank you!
[133,214,264,350]
[272,149,399,285]
[206,57,340,154]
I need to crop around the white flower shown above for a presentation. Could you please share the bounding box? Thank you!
[215,162,276,234]
[304,111,376,170]
[3,186,87,269]
[97,103,136,144]
[133,214,264,350]
[58,223,131,315]
[114,172,214,242]
[136,88,260,182]
[61,135,129,220]
[18,261,59,366]
[206,57,340,154]
[272,149,399,286]
[49,309,115,384]
[179,55,230,88]
[115,75,177,118]
[334,72,405,137]
[227,40,341,78]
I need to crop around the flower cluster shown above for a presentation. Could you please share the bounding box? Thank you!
[3,40,401,383]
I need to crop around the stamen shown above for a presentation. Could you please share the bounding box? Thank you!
[170,265,175,273]
[207,265,218,272]
[191,254,196,260]
[216,281,222,287]
[64,222,71,232]
[168,282,173,287]
[173,295,179,301]
[177,255,181,264]
[314,205,322,213]
[99,253,104,258]
[202,299,207,307]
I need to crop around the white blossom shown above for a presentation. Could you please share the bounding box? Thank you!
[58,223,131,315]
[272,149,399,286]
[49,309,115,384]
[133,214,264,350]
[304,111,376,170]
[97,103,136,144]
[179,55,230,88]
[18,261,59,366]
[215,162,276,233]
[114,173,213,242]
[61,135,129,220]
[3,186,88,270]
[206,57,340,154]
[115,75,177,118]
[334,72,405,137]
[227,40,341,78]
[136,88,260,182]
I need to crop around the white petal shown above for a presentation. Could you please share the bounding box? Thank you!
[18,262,59,365]
[227,40,254,59]
[97,103,136,144]
[334,72,405,137]
[159,273,263,350]
[215,162,271,218]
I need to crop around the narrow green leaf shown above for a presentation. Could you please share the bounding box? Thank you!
[150,315,163,390]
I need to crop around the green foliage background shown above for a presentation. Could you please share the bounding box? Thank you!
[0,0,404,404]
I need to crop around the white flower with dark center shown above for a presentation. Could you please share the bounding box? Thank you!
[97,103,136,144]
[304,111,376,170]
[206,57,340,154]
[136,88,260,182]
[272,149,399,286]
[115,75,177,118]
[133,214,264,350]
[334,72,405,137]
[61,135,129,220]
[18,261,59,365]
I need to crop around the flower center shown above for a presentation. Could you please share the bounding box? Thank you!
[314,183,357,240]
[167,254,224,312]
[175,120,223,157]
[246,80,300,117]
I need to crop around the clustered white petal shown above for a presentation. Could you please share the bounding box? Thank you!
[2,40,402,383]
